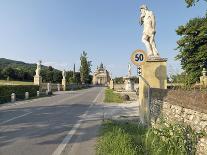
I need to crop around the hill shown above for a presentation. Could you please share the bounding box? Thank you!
[0,58,62,83]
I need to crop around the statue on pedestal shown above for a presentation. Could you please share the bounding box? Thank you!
[34,60,42,85]
[139,5,159,57]
[35,60,41,76]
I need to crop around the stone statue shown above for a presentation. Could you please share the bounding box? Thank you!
[35,60,41,76]
[62,70,66,79]
[139,5,159,57]
[128,63,131,77]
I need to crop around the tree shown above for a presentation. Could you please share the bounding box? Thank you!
[185,0,207,7]
[114,77,124,84]
[175,15,207,84]
[80,51,92,84]
[2,67,15,80]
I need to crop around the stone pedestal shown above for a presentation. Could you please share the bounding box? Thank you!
[123,77,135,92]
[109,80,114,89]
[62,79,67,91]
[34,75,42,86]
[47,83,51,92]
[139,58,167,124]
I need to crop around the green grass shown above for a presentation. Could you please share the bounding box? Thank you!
[0,80,33,85]
[104,89,123,103]
[96,120,203,155]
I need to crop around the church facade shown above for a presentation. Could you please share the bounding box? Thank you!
[93,63,110,85]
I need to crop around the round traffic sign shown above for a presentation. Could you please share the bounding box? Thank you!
[130,49,147,66]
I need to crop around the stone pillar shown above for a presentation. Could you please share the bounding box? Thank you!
[139,58,167,124]
[57,84,61,91]
[62,79,67,91]
[37,91,40,97]
[25,92,29,99]
[124,78,135,92]
[11,93,16,103]
[109,80,114,89]
[34,75,42,86]
[47,83,51,92]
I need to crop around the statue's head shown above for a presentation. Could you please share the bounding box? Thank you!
[140,4,148,11]
[140,4,148,16]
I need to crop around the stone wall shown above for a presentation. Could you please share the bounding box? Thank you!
[113,84,138,91]
[162,101,207,155]
[150,90,207,155]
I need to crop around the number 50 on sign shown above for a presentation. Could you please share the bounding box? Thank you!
[130,49,147,66]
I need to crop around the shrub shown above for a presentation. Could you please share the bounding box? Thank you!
[97,120,204,155]
[0,85,39,104]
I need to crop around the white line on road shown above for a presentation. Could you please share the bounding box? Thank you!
[52,105,92,155]
[52,88,102,155]
[0,112,32,125]
[93,88,104,103]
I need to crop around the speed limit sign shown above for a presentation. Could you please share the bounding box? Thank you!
[130,49,147,66]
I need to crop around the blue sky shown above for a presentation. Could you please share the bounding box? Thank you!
[0,0,206,77]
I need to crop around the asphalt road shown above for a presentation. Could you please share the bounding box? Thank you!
[0,87,104,155]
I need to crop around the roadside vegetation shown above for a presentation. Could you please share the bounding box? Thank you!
[96,120,203,155]
[0,80,33,85]
[104,89,123,103]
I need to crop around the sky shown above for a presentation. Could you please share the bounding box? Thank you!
[0,0,206,77]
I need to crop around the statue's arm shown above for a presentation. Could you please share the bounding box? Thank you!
[150,11,156,32]
[139,16,143,25]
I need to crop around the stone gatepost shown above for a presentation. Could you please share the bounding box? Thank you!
[34,61,42,86]
[62,79,66,91]
[109,80,114,89]
[62,70,67,91]
[47,83,51,92]
[139,58,167,124]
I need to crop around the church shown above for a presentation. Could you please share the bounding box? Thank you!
[93,63,110,86]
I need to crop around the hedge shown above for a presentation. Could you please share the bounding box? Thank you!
[0,85,39,104]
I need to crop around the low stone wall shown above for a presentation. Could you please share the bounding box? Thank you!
[162,102,207,155]
[40,83,62,92]
[149,89,207,155]
[114,84,138,91]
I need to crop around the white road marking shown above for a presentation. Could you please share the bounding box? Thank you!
[93,88,103,103]
[0,112,32,125]
[52,105,92,155]
[52,88,102,155]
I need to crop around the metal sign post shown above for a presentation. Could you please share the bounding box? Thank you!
[131,49,151,126]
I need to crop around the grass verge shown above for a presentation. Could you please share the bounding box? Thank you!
[96,120,204,155]
[104,89,123,103]
[0,80,33,85]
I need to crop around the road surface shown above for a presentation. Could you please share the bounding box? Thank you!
[0,87,104,155]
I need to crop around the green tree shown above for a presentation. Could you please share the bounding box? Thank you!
[2,67,15,80]
[176,15,207,84]
[185,0,207,7]
[80,51,92,84]
[114,77,124,84]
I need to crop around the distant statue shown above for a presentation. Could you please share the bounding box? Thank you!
[128,63,132,77]
[62,70,66,79]
[35,60,41,76]
[139,4,159,57]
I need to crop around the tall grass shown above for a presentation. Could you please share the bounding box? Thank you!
[96,120,204,155]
